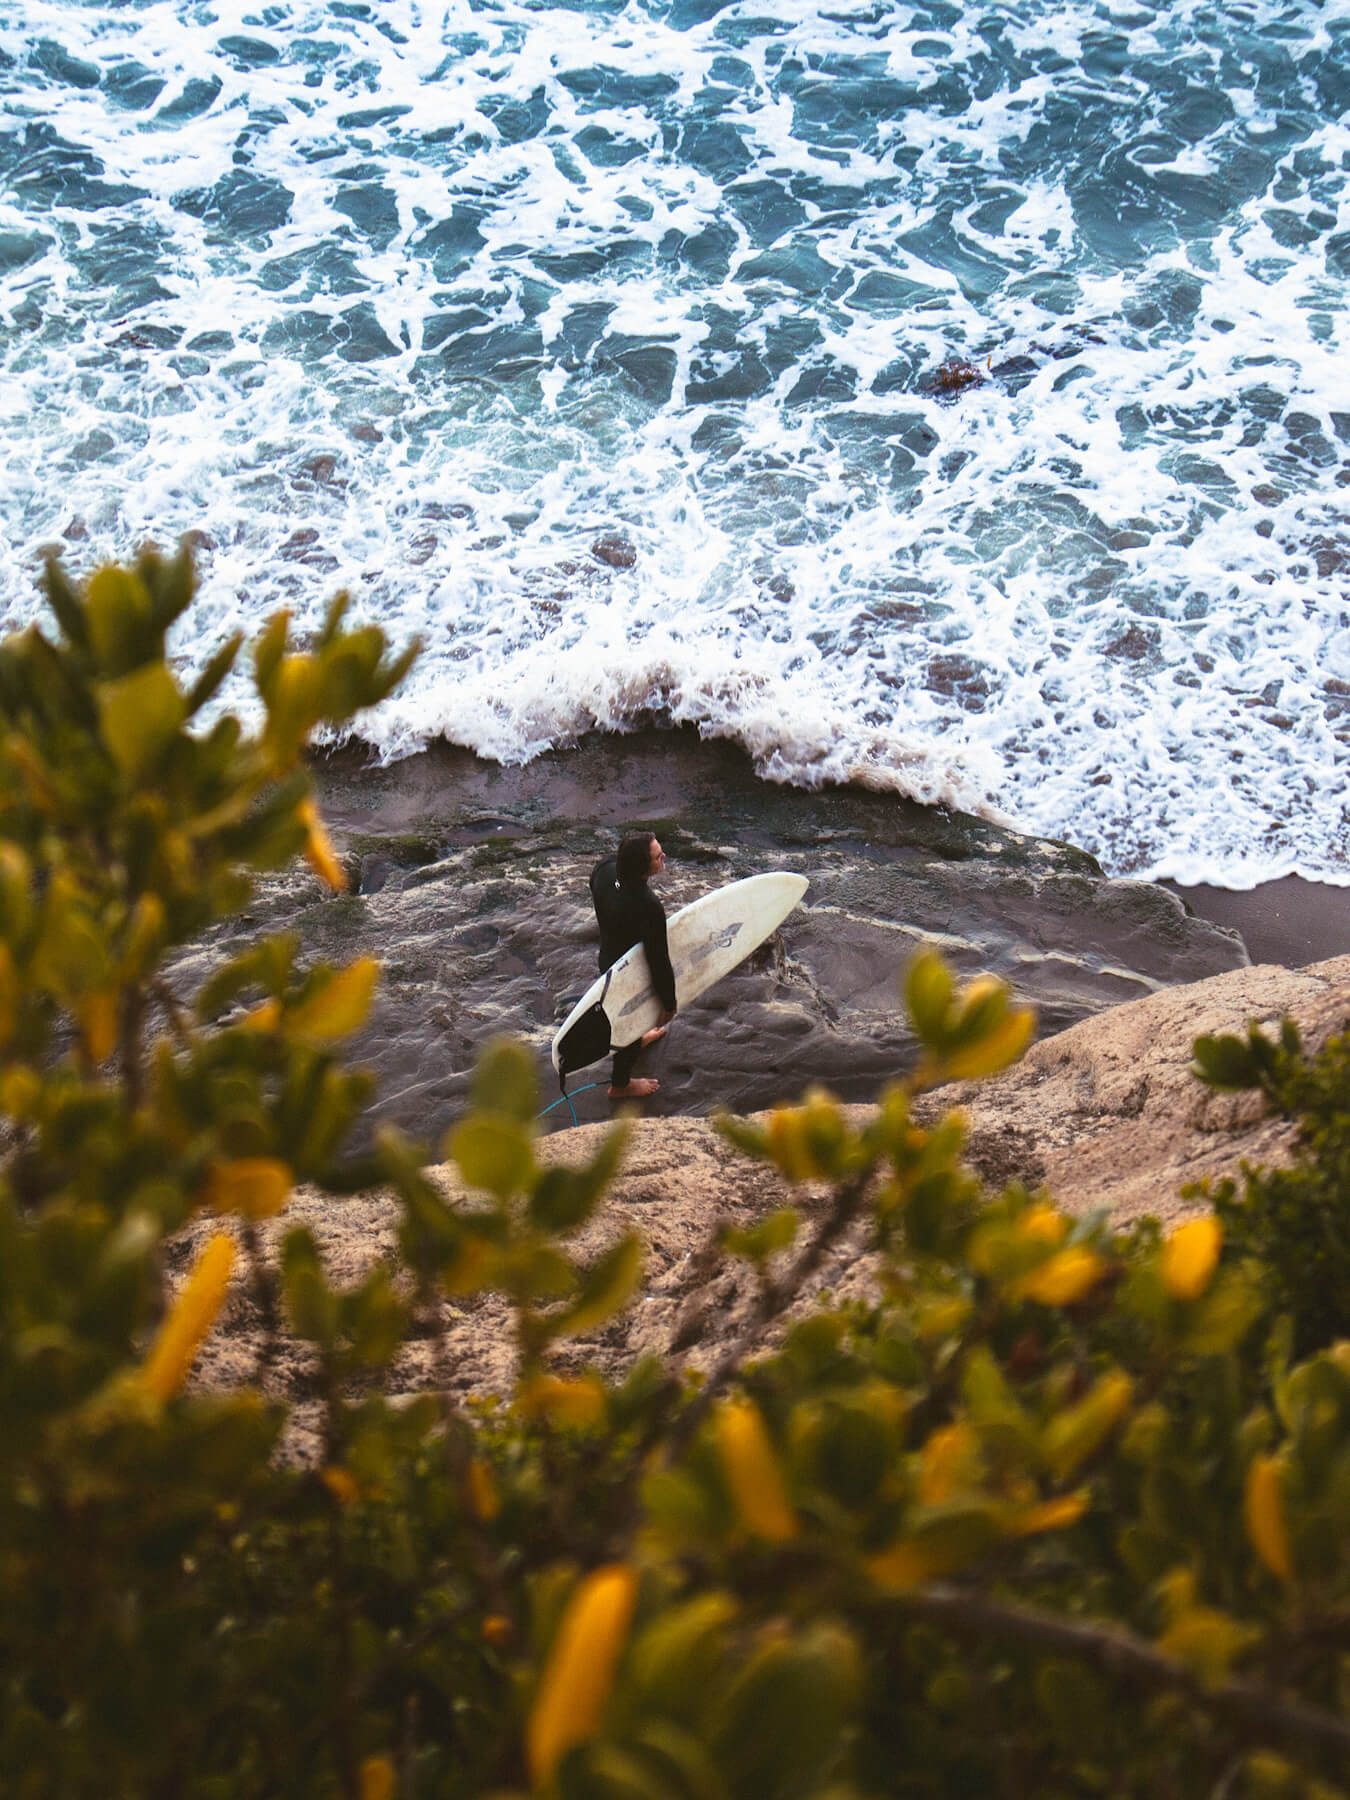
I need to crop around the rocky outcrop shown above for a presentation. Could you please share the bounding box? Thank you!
[166,730,1247,1149]
[918,955,1350,1225]
[187,954,1350,1461]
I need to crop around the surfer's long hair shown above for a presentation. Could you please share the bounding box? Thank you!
[616,831,657,885]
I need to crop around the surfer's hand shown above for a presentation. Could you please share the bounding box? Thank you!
[657,1007,676,1025]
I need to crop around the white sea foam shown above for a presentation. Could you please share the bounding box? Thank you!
[1,0,1348,887]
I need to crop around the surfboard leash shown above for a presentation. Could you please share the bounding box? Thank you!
[538,1082,603,1127]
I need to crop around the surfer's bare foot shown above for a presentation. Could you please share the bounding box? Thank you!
[639,1025,667,1049]
[609,1078,659,1100]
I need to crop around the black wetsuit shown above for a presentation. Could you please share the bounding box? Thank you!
[589,856,676,1086]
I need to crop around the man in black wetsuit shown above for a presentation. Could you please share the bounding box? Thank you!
[589,830,677,1100]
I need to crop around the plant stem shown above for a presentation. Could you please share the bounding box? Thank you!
[894,1582,1350,1778]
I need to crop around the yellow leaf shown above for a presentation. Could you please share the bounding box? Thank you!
[918,1422,981,1505]
[1043,1371,1134,1479]
[140,1233,235,1401]
[443,1238,492,1295]
[1014,1246,1107,1307]
[517,1373,607,1430]
[765,1107,815,1182]
[467,1458,501,1522]
[1005,1490,1089,1537]
[121,892,166,978]
[1244,1454,1293,1584]
[97,663,186,781]
[1016,1204,1068,1247]
[359,1754,396,1800]
[77,988,119,1064]
[1161,1216,1223,1302]
[527,1564,638,1785]
[0,1063,40,1119]
[238,998,280,1033]
[866,1537,955,1591]
[289,957,379,1042]
[716,1400,799,1543]
[204,1157,293,1220]
[321,1466,361,1506]
[1158,1605,1260,1684]
[299,796,346,892]
[941,1007,1036,1081]
[915,1294,973,1343]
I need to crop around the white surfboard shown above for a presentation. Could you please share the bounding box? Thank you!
[551,870,809,1075]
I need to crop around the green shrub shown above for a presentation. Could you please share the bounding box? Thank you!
[2,549,1350,1799]
[1195,1020,1350,1357]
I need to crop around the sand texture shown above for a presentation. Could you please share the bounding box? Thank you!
[183,953,1350,1463]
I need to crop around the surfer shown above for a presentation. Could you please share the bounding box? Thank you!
[589,831,677,1099]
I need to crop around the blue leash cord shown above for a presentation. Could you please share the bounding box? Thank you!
[538,1081,603,1127]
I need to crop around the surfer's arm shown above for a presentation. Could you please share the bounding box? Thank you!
[642,898,677,1014]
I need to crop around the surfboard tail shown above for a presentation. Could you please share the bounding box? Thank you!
[553,966,616,1081]
[554,1002,613,1080]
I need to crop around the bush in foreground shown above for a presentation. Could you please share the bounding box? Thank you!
[2,551,1349,1799]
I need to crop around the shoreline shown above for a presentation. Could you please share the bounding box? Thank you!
[314,729,1349,975]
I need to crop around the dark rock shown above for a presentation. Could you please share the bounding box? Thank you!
[161,732,1249,1152]
[926,358,985,397]
[592,535,637,570]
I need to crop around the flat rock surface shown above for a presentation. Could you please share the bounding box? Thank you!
[185,953,1350,1462]
[166,731,1248,1149]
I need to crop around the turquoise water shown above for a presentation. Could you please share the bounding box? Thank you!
[1,0,1348,883]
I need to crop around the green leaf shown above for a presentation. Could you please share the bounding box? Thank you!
[289,958,379,1042]
[713,1113,769,1160]
[282,1229,337,1346]
[41,555,89,649]
[626,1594,738,1722]
[806,1401,892,1508]
[449,1114,535,1200]
[97,664,186,782]
[712,1623,861,1800]
[905,948,953,1047]
[184,631,244,718]
[1034,1659,1110,1756]
[1191,1032,1261,1092]
[1180,1265,1263,1356]
[85,564,153,673]
[140,540,196,632]
[527,1119,627,1234]
[253,610,291,700]
[561,1743,672,1800]
[195,936,297,1023]
[722,1208,799,1265]
[343,1269,406,1368]
[471,1037,537,1123]
[529,1168,594,1234]
[556,1232,643,1336]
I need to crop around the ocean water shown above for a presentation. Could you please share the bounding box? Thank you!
[1,0,1347,886]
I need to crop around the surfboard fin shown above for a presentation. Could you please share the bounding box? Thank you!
[555,967,614,1085]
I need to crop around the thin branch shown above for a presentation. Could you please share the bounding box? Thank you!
[240,1218,282,1381]
[893,1583,1350,1776]
[666,1163,875,1456]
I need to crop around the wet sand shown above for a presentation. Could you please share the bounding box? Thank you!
[1166,877,1350,969]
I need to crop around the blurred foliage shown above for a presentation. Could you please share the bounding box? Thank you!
[3,549,1350,1797]
[1194,1019,1350,1357]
